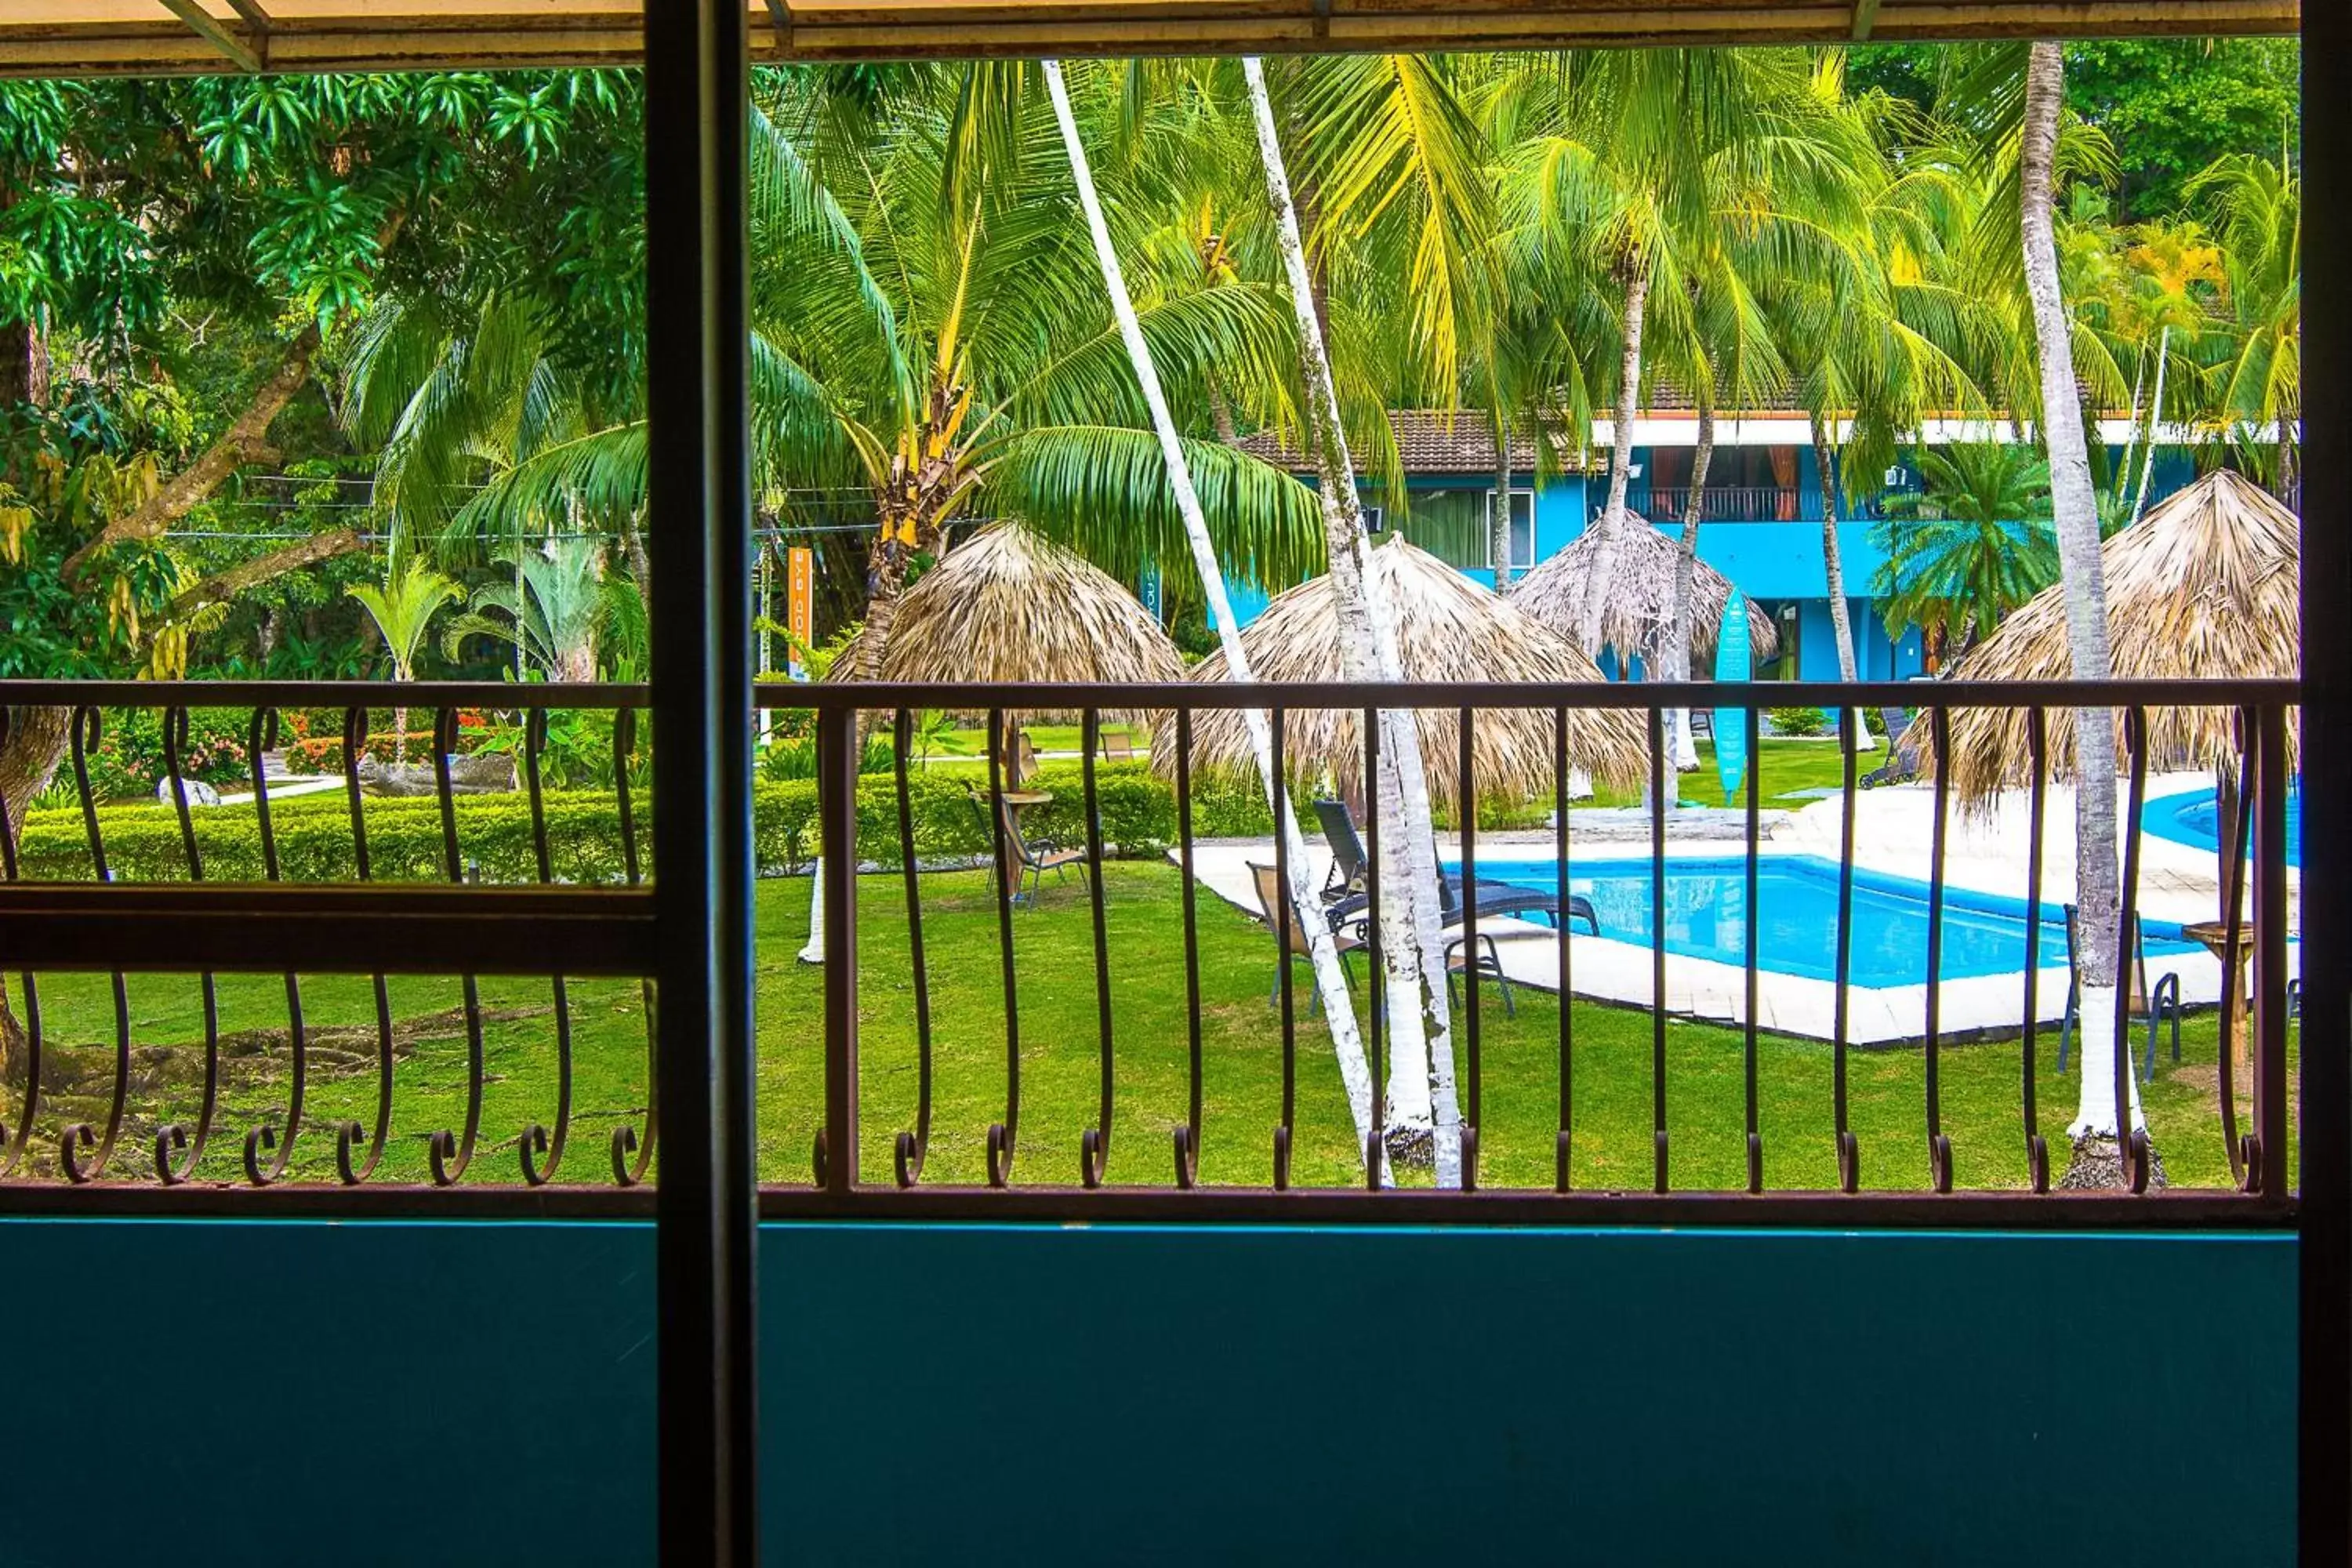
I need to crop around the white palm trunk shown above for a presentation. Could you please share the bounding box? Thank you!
[2022,42,2132,1154]
[1664,393,1715,772]
[1809,416,1878,753]
[1244,57,1459,1180]
[2129,324,2170,527]
[1049,60,1385,1167]
[1576,266,1649,659]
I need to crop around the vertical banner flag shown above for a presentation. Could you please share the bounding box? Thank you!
[1138,559,1163,622]
[1712,590,1752,804]
[787,546,814,680]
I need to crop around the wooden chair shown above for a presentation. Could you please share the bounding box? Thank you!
[967,786,1085,908]
[1252,861,1360,1016]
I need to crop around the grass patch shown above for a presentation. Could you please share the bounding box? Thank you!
[0,862,2284,1191]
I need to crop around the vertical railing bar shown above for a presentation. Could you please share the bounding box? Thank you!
[1835,721,1859,1192]
[1174,706,1203,1189]
[425,706,482,1188]
[2021,706,2051,1193]
[1924,703,1953,1193]
[611,704,656,1187]
[2112,706,2153,1193]
[1362,704,1383,1191]
[520,706,573,1186]
[1649,703,1668,1194]
[0,722,40,1179]
[60,705,128,1185]
[153,705,221,1186]
[2254,701,2289,1199]
[336,704,394,1185]
[1744,702,1762,1195]
[1553,705,1572,1193]
[1271,705,1294,1191]
[1080,707,1114,1189]
[819,704,859,1195]
[985,708,1018,1187]
[2216,706,2254,1190]
[891,708,932,1189]
[1457,705,1479,1189]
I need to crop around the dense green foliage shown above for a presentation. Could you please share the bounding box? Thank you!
[1850,39,2297,220]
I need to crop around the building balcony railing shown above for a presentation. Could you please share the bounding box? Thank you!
[0,676,2299,1227]
[1641,485,1955,524]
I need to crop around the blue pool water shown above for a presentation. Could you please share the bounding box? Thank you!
[1455,855,2195,987]
[2143,784,2303,867]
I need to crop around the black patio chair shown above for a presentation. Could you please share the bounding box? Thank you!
[1312,799,1599,936]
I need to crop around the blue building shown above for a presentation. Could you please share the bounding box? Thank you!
[1235,408,2195,682]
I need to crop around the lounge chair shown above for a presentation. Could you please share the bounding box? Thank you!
[1312,799,1600,936]
[1252,862,1514,1018]
[2056,906,2183,1083]
[1859,707,1922,789]
[1251,861,1361,1016]
[1102,728,1137,763]
[967,785,1086,908]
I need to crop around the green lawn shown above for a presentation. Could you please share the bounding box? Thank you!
[0,862,2282,1192]
[1581,736,1861,810]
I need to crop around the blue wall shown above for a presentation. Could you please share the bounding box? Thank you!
[0,1219,2295,1566]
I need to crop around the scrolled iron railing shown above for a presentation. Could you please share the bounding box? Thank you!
[0,676,2300,1226]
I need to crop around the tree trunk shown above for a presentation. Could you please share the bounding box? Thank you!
[1577,266,1649,658]
[2129,324,2169,527]
[1810,415,1877,753]
[1665,389,1715,771]
[0,317,49,416]
[60,324,321,587]
[1246,56,1460,1178]
[1490,403,1515,588]
[2024,42,2136,1160]
[1048,60,1384,1164]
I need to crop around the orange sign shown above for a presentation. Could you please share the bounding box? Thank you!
[787,546,814,678]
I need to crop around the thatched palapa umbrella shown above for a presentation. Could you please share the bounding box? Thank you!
[1505,515,1779,665]
[1171,537,1649,804]
[832,522,1183,714]
[1929,468,2299,803]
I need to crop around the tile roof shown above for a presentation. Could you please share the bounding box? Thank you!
[1236,398,1813,476]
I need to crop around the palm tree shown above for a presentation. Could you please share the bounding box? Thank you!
[441,535,609,682]
[1243,54,1458,1175]
[2114,219,2223,524]
[1043,56,1381,1168]
[2189,149,2299,502]
[2019,42,2132,1178]
[1871,444,2058,658]
[347,542,465,773]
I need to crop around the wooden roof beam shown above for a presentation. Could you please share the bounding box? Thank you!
[156,0,262,71]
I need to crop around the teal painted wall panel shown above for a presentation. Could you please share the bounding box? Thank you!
[0,1221,2295,1566]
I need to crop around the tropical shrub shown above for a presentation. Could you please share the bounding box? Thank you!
[1766,706,1827,738]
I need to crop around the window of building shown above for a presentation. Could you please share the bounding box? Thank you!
[1389,486,1535,571]
[1493,487,1537,571]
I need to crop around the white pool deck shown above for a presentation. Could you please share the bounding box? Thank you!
[1181,771,2298,1047]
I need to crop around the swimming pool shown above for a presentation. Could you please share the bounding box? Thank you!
[1455,855,2195,988]
[2143,784,2303,866]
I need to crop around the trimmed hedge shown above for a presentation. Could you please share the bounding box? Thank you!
[11,761,1287,885]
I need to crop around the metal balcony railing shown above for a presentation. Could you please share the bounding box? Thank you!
[0,676,2299,1227]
